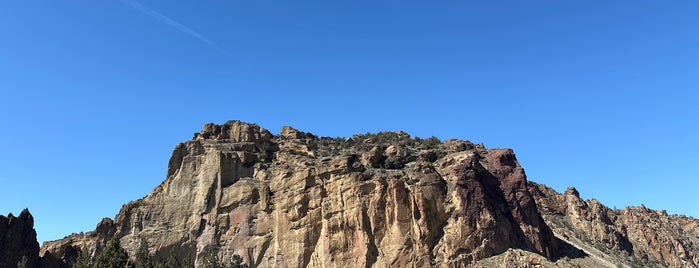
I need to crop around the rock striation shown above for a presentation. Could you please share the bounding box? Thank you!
[1,209,40,267]
[40,120,699,267]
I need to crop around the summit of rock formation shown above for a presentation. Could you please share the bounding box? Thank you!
[1,209,40,267]
[40,120,699,267]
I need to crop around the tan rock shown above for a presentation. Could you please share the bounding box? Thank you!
[40,120,699,268]
[531,182,699,267]
[280,126,311,140]
[362,146,384,168]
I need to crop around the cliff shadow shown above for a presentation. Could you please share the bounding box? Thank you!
[555,237,588,260]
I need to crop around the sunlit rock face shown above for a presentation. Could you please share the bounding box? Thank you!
[41,120,699,267]
[41,121,559,267]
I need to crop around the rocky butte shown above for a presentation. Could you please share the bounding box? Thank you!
[38,120,699,267]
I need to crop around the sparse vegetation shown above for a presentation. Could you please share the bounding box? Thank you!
[305,131,444,158]
[202,245,249,268]
[418,136,441,149]
[17,255,28,268]
[70,239,246,268]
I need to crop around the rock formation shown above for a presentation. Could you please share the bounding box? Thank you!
[531,182,699,267]
[1,209,40,267]
[40,121,559,267]
[40,120,699,267]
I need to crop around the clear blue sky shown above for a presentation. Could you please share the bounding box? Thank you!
[1,1,697,243]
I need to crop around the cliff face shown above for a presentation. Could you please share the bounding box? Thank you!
[1,209,40,267]
[40,120,699,267]
[41,121,559,267]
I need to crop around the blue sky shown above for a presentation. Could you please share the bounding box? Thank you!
[1,1,697,243]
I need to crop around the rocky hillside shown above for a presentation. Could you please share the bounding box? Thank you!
[529,183,699,267]
[40,120,699,267]
[1,209,40,267]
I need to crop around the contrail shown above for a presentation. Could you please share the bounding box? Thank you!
[118,0,224,52]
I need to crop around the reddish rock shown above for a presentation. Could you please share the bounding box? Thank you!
[483,149,559,260]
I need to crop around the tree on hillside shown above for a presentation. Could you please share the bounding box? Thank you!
[94,238,130,268]
[134,238,154,268]
[73,247,92,268]
[154,249,193,268]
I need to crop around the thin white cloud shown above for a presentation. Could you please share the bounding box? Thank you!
[118,0,224,52]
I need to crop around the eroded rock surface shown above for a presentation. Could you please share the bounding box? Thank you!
[41,121,560,267]
[40,120,699,268]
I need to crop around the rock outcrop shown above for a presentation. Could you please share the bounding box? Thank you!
[41,121,561,267]
[531,182,699,267]
[40,120,699,267]
[1,209,40,267]
[38,218,116,268]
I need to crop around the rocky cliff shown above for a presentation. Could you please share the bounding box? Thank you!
[40,120,699,267]
[530,182,699,267]
[1,209,40,267]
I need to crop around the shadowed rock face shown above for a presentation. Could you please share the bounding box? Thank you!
[41,120,560,267]
[1,209,40,267]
